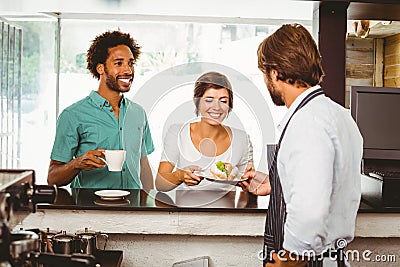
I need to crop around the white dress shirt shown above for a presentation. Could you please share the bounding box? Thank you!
[276,86,363,258]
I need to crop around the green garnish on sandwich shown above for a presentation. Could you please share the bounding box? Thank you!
[216,161,230,177]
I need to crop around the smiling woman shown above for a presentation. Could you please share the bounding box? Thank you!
[155,71,254,192]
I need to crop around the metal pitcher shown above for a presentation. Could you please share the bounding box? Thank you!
[51,231,78,255]
[75,228,108,255]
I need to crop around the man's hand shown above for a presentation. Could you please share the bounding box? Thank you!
[238,164,271,195]
[47,148,106,186]
[74,149,106,170]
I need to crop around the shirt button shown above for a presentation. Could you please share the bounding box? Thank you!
[122,168,125,171]
[110,109,113,112]
[120,127,122,131]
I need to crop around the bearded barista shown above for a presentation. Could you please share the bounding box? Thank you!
[240,24,362,266]
[47,30,154,191]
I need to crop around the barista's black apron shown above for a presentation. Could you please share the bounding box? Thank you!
[263,88,345,267]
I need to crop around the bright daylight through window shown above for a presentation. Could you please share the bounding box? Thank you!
[0,1,313,184]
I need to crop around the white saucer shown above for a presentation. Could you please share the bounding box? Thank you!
[94,190,130,200]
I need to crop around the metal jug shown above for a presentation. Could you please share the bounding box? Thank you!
[75,228,108,255]
[51,231,78,255]
[39,228,60,253]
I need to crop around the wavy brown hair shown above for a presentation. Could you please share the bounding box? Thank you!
[86,30,141,80]
[257,23,324,87]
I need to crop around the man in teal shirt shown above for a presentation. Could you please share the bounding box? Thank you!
[48,30,154,190]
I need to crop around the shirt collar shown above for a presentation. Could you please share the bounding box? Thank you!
[89,90,126,109]
[276,85,321,138]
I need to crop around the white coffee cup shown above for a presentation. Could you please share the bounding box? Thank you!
[102,150,126,172]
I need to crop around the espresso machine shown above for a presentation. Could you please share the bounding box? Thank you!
[0,169,100,267]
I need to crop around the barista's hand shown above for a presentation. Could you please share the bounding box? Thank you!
[74,149,106,170]
[238,164,271,195]
[176,166,203,186]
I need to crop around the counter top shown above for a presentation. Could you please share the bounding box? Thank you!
[37,187,400,213]
[38,187,269,212]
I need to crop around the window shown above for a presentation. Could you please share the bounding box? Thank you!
[1,1,313,184]
[0,17,57,182]
[59,19,293,181]
[0,20,22,169]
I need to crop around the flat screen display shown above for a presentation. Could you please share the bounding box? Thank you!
[351,86,400,160]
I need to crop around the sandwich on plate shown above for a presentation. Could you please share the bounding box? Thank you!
[210,161,239,180]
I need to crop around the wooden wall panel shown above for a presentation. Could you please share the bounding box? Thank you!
[346,78,374,86]
[384,33,400,88]
[374,39,384,87]
[385,65,400,77]
[345,37,374,108]
[384,54,400,66]
[347,38,374,52]
[384,34,400,57]
[344,33,400,107]
[386,34,400,44]
[346,64,374,78]
[384,78,400,87]
[385,41,400,55]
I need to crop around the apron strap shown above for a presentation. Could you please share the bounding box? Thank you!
[278,88,324,146]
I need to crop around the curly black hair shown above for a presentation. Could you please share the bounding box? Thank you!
[86,30,141,80]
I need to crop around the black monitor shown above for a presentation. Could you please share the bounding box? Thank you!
[350,86,400,163]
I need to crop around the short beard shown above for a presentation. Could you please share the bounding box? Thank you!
[267,75,285,106]
[104,67,122,93]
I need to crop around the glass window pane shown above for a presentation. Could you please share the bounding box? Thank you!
[10,20,57,184]
[59,20,301,175]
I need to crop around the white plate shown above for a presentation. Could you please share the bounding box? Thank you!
[193,170,248,185]
[94,190,130,200]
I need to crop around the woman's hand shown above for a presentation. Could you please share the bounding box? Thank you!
[177,165,203,186]
[238,164,271,195]
[156,163,203,191]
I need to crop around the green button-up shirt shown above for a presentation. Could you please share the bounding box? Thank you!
[50,91,154,189]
